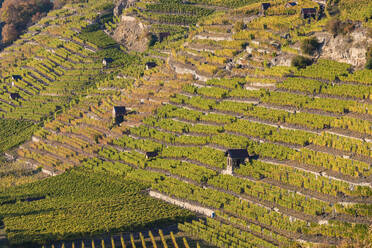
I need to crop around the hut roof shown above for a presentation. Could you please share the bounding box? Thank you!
[113,106,126,115]
[226,149,249,159]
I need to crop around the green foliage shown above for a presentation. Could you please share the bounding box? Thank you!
[366,47,372,70]
[326,18,355,36]
[0,168,193,245]
[338,0,372,22]
[291,55,312,69]
[301,37,321,55]
[186,0,264,8]
[78,30,117,48]
[0,119,38,153]
[295,59,351,80]
[234,21,245,32]
[146,2,214,17]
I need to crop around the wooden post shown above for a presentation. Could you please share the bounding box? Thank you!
[183,237,190,248]
[102,239,106,248]
[111,236,116,248]
[120,235,126,248]
[170,232,179,248]
[130,234,136,248]
[149,231,157,248]
[139,232,147,248]
[158,230,168,248]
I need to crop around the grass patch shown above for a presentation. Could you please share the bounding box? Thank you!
[0,119,38,154]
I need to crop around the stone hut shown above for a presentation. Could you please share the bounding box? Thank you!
[225,149,249,174]
[9,93,20,100]
[145,151,158,160]
[158,32,171,42]
[145,62,157,70]
[261,3,271,11]
[102,58,113,67]
[112,106,126,124]
[12,75,22,82]
[301,8,317,19]
[260,3,271,14]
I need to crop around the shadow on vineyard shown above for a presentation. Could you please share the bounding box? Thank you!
[0,168,194,247]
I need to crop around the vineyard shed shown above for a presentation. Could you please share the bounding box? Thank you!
[260,3,271,14]
[102,58,113,67]
[113,106,126,124]
[146,151,158,159]
[145,62,157,70]
[301,8,316,19]
[12,75,22,82]
[9,93,20,100]
[261,3,271,11]
[158,32,170,42]
[225,149,249,174]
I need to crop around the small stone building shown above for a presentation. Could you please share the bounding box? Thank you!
[145,151,158,160]
[301,8,317,19]
[112,106,126,124]
[260,3,271,14]
[12,75,22,82]
[145,62,157,70]
[9,93,20,100]
[261,3,271,11]
[102,58,113,67]
[225,149,249,174]
[158,32,170,42]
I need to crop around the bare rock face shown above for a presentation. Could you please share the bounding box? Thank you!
[113,15,149,52]
[271,53,295,67]
[315,27,371,68]
[113,0,127,17]
[114,0,137,17]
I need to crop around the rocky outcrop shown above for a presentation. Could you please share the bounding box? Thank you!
[112,15,149,52]
[113,0,127,17]
[315,27,371,68]
[113,0,137,17]
[270,53,295,67]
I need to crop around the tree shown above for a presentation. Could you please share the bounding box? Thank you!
[301,37,321,55]
[2,23,18,43]
[0,0,53,43]
[234,21,245,32]
[291,56,312,69]
[366,47,372,70]
[326,18,355,37]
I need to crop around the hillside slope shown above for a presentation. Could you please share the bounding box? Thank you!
[0,0,371,247]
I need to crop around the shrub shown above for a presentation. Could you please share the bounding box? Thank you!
[234,21,245,32]
[326,0,340,16]
[366,47,372,70]
[0,0,53,43]
[326,18,355,36]
[301,37,321,55]
[291,56,312,69]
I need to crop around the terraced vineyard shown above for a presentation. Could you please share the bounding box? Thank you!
[0,0,371,247]
[44,229,211,248]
